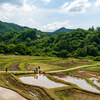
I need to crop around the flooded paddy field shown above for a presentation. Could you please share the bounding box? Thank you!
[0,73,56,100]
[0,86,26,100]
[69,68,100,88]
[0,55,100,100]
[19,74,66,88]
[54,75,100,93]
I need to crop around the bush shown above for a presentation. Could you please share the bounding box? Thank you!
[93,56,100,61]
[14,52,19,55]
[78,56,94,60]
[0,50,5,54]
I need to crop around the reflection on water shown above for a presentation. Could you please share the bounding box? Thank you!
[90,77,100,87]
[54,76,100,93]
[0,87,26,100]
[94,80,100,87]
[19,74,66,88]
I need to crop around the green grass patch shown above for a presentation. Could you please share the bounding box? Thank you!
[65,69,76,75]
[4,61,19,70]
[19,62,27,71]
[46,67,66,72]
[85,78,100,90]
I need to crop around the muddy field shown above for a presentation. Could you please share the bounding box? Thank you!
[55,59,93,68]
[8,62,21,71]
[0,55,100,100]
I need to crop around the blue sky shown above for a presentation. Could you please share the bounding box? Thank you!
[0,0,100,31]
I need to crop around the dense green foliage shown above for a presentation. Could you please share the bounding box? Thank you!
[0,22,100,58]
[0,21,30,34]
[47,27,75,35]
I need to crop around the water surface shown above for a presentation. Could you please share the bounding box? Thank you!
[19,74,66,88]
[0,87,26,100]
[89,77,100,87]
[54,76,100,93]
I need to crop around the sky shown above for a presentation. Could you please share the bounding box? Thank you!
[0,0,100,32]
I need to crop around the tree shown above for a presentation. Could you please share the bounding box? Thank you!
[57,50,68,58]
[88,26,94,31]
[97,27,100,32]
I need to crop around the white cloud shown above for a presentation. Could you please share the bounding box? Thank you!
[61,0,91,13]
[0,0,97,32]
[95,0,100,8]
[0,0,41,28]
[42,20,72,32]
[0,0,60,30]
[42,0,51,4]
[61,2,69,9]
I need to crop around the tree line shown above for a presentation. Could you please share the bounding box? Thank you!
[0,27,100,59]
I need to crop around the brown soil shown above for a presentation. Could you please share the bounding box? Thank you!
[55,60,92,68]
[24,64,29,71]
[3,73,54,100]
[25,64,35,71]
[8,62,21,71]
[73,89,100,100]
[73,69,100,79]
[0,62,8,71]
[52,68,100,79]
[56,88,100,100]
[52,72,66,78]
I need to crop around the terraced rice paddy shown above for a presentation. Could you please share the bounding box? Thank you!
[0,54,100,100]
[0,86,26,100]
[54,75,100,93]
[19,74,66,88]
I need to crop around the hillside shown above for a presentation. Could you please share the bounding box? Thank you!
[0,21,76,35]
[47,27,75,35]
[0,27,100,58]
[53,27,75,34]
[0,21,100,59]
[0,21,30,34]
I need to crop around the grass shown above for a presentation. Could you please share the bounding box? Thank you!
[46,73,100,95]
[0,55,96,72]
[29,62,64,71]
[4,61,18,70]
[67,68,100,92]
[56,91,74,100]
[19,62,27,71]
[46,67,66,72]
[0,54,100,100]
[0,72,59,100]
[84,66,100,72]
[85,78,100,90]
[65,69,76,75]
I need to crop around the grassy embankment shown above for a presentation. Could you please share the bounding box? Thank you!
[0,55,100,100]
[46,73,100,100]
[0,55,95,72]
[0,72,60,100]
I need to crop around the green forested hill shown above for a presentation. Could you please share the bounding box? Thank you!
[46,27,75,35]
[0,21,29,34]
[0,21,100,59]
[0,21,75,35]
[53,27,75,34]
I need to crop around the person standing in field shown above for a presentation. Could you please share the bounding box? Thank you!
[14,70,16,75]
[38,66,40,70]
[35,68,38,74]
[6,67,8,72]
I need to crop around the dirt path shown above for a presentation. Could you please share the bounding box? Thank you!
[0,64,97,74]
[46,64,97,74]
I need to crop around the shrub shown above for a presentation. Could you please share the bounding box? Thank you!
[93,56,100,61]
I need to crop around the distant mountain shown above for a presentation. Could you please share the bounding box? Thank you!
[46,27,76,35]
[54,27,75,34]
[0,21,30,34]
[0,21,76,35]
